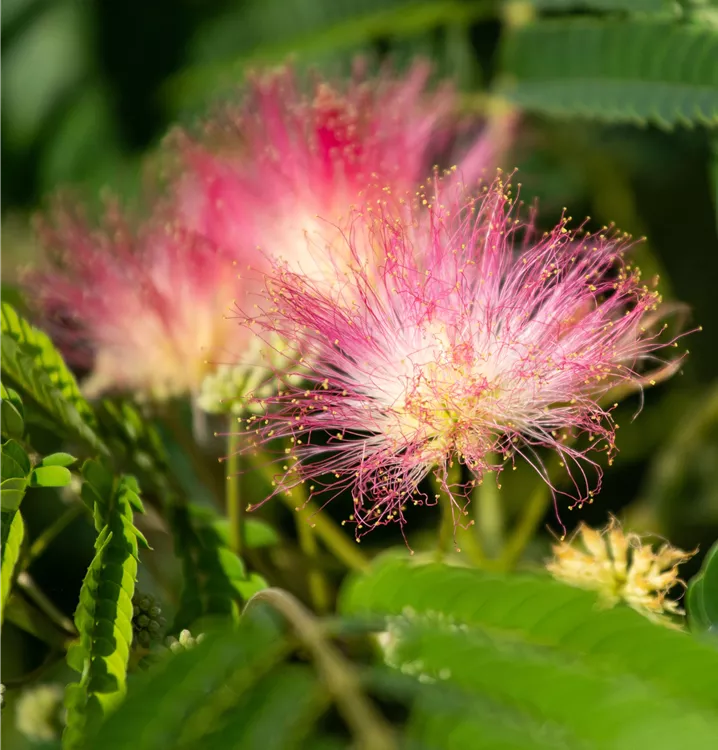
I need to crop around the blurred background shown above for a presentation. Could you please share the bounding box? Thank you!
[2,1,718,746]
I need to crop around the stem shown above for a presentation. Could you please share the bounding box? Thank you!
[16,572,77,636]
[244,589,396,750]
[225,418,244,558]
[4,599,69,650]
[498,482,551,571]
[296,511,332,615]
[22,503,86,571]
[2,650,64,688]
[256,458,370,573]
[474,456,504,559]
[433,461,463,562]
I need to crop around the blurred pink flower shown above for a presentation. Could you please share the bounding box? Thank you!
[30,200,259,401]
[169,60,515,284]
[246,177,684,536]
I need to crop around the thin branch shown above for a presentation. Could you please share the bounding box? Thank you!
[244,588,396,750]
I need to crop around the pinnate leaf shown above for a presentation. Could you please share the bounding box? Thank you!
[63,465,147,748]
[1,302,106,455]
[499,18,718,129]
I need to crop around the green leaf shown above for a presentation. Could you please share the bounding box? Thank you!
[380,611,718,748]
[169,503,268,631]
[1,510,25,624]
[688,540,718,632]
[712,133,718,235]
[1,382,25,439]
[169,0,497,110]
[1,439,30,512]
[31,464,72,488]
[499,18,718,129]
[88,621,289,750]
[1,303,106,455]
[41,452,78,468]
[95,399,176,501]
[2,438,31,477]
[63,472,146,749]
[530,0,675,11]
[200,665,327,750]
[341,560,718,713]
[79,459,148,545]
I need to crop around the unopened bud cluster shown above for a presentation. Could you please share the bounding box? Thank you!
[132,592,167,647]
[165,628,206,653]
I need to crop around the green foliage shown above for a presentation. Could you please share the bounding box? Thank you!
[169,502,267,632]
[1,509,25,624]
[687,539,718,634]
[499,18,718,129]
[1,438,31,512]
[1,302,106,455]
[86,618,304,750]
[95,399,175,500]
[341,559,718,745]
[171,0,496,109]
[1,382,25,439]
[63,464,147,749]
[529,0,675,11]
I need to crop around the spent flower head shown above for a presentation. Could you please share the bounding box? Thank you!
[547,518,696,628]
[171,59,515,284]
[245,175,685,537]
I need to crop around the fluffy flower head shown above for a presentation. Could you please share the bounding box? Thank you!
[547,518,695,628]
[248,176,683,535]
[31,200,259,400]
[172,60,514,282]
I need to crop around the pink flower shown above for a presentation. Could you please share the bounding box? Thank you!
[246,176,684,536]
[170,60,515,284]
[30,199,260,401]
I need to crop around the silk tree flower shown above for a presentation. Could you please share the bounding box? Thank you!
[244,177,685,537]
[169,59,516,285]
[547,518,695,629]
[30,199,264,401]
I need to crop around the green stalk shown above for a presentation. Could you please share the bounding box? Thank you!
[296,511,332,614]
[22,503,86,571]
[497,481,551,571]
[244,589,396,750]
[256,457,370,573]
[225,417,243,558]
[474,454,505,559]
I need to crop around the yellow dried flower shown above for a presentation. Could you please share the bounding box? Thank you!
[547,518,696,629]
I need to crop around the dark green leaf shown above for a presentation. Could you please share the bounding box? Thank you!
[89,621,287,750]
[2,438,31,477]
[200,665,327,750]
[170,503,267,631]
[688,540,718,632]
